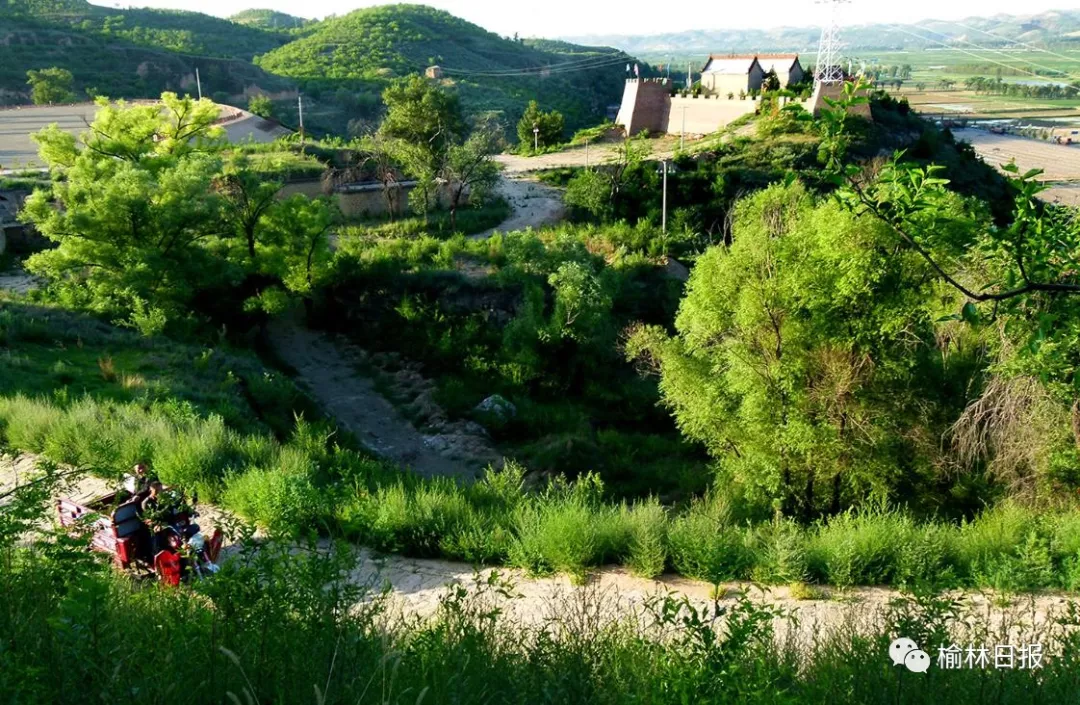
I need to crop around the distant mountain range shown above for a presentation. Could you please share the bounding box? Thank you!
[562,10,1080,57]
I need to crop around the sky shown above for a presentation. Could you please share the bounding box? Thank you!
[89,0,1072,38]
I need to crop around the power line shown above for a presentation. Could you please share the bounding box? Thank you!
[887,25,1059,83]
[945,19,1080,68]
[912,23,1079,81]
[441,56,632,78]
[439,53,629,77]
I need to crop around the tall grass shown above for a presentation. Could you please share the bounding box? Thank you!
[7,393,1080,592]
[4,521,1080,705]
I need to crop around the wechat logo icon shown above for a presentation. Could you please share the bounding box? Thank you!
[890,637,931,673]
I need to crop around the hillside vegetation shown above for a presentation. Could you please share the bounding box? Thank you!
[0,0,292,104]
[1,0,288,57]
[0,2,635,137]
[228,8,311,32]
[254,4,633,133]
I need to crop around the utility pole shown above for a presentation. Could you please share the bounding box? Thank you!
[533,125,539,152]
[661,160,668,234]
[687,61,692,90]
[298,94,305,144]
[195,68,202,101]
[585,138,590,168]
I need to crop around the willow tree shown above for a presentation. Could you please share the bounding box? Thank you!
[627,182,983,517]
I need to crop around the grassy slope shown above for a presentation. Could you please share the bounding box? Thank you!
[1,0,287,58]
[254,4,632,133]
[0,296,320,440]
[0,1,293,103]
[228,8,311,32]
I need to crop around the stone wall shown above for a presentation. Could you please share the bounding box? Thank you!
[667,96,758,134]
[616,80,813,137]
[278,179,469,219]
[615,79,672,136]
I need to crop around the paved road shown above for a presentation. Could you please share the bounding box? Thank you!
[0,102,291,168]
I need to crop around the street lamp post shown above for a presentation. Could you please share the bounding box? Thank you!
[533,126,539,152]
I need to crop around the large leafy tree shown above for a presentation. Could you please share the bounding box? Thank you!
[22,94,229,321]
[443,115,504,230]
[26,67,75,105]
[628,182,984,516]
[214,156,283,261]
[516,100,564,152]
[820,84,1080,497]
[377,75,466,219]
[20,93,336,331]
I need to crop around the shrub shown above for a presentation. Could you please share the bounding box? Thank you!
[667,494,753,583]
[222,461,324,537]
[0,395,63,453]
[749,518,809,584]
[806,508,909,587]
[154,416,246,498]
[626,497,668,578]
[508,474,631,579]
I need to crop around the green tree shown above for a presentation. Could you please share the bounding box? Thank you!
[564,135,650,220]
[546,261,612,344]
[516,100,564,152]
[26,67,75,105]
[213,157,283,261]
[762,70,781,93]
[248,94,274,119]
[377,75,466,219]
[443,116,504,230]
[815,82,1080,497]
[22,93,337,328]
[628,182,979,516]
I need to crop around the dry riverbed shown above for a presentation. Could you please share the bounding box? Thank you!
[4,454,1077,649]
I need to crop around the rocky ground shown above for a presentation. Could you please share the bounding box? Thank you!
[474,176,565,239]
[267,317,501,478]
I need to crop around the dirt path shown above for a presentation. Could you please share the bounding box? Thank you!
[474,176,565,239]
[4,453,1077,645]
[0,262,39,295]
[493,137,684,175]
[267,319,485,479]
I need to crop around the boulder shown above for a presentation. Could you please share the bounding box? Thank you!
[474,394,516,424]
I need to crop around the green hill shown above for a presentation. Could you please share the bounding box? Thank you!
[1,0,288,58]
[229,9,311,33]
[254,4,635,133]
[0,22,291,106]
[0,2,635,136]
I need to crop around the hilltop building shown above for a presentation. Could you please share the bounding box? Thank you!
[425,65,444,79]
[700,55,765,95]
[615,78,811,137]
[756,54,806,87]
[699,53,806,96]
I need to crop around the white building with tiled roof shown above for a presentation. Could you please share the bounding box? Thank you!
[700,54,764,96]
[755,54,806,87]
